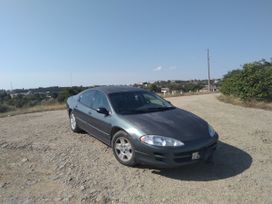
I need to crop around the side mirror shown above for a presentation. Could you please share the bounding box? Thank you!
[96,107,109,115]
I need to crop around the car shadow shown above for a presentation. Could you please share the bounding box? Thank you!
[150,141,252,181]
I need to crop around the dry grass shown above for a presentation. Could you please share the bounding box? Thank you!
[0,92,215,118]
[0,103,66,118]
[217,94,272,111]
[3,92,269,118]
[160,91,218,98]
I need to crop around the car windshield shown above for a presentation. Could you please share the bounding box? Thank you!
[109,91,174,114]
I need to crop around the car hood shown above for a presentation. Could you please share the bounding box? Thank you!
[119,108,210,142]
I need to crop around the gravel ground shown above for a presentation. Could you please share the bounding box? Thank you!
[0,94,272,204]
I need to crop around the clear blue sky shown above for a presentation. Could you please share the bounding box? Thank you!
[0,0,271,89]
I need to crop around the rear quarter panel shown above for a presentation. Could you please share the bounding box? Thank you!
[66,95,79,110]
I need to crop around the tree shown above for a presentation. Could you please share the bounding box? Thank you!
[220,69,242,97]
[57,87,86,102]
[220,59,272,101]
[51,92,58,99]
[149,84,159,92]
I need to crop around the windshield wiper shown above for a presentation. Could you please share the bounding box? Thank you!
[143,106,175,112]
[120,107,175,114]
[119,110,146,114]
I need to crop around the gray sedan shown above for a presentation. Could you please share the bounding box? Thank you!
[66,86,218,168]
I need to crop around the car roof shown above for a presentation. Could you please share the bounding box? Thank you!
[87,85,146,94]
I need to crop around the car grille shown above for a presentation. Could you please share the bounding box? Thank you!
[152,141,217,164]
[173,141,217,163]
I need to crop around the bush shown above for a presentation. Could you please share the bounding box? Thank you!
[220,59,272,101]
[0,104,14,113]
[148,84,159,92]
[220,69,242,96]
[57,86,87,103]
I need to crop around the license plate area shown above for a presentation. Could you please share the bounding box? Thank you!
[192,152,200,160]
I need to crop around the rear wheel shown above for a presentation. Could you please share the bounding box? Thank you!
[69,111,81,133]
[112,131,137,166]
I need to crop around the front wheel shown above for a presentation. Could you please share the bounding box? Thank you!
[112,131,137,167]
[69,111,81,133]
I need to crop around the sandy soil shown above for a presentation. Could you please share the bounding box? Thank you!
[0,94,271,204]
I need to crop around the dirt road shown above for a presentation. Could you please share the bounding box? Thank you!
[1,94,271,204]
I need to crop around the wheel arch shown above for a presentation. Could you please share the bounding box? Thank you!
[110,126,124,145]
[68,108,72,116]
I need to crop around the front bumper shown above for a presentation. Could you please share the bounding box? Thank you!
[134,134,218,168]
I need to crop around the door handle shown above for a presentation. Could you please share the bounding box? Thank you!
[88,111,92,115]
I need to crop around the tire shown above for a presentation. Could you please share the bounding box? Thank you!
[69,111,81,133]
[112,130,137,167]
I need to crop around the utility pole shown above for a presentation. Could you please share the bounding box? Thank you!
[207,49,211,92]
[70,73,73,87]
[10,82,13,92]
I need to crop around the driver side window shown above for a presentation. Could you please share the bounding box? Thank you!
[92,91,110,111]
[79,90,95,108]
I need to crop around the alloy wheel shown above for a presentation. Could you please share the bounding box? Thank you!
[70,113,76,130]
[114,137,133,162]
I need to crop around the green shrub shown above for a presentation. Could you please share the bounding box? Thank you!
[57,86,87,103]
[220,59,272,101]
[0,104,14,113]
[220,69,242,96]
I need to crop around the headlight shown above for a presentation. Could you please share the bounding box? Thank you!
[140,135,184,147]
[208,124,216,137]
